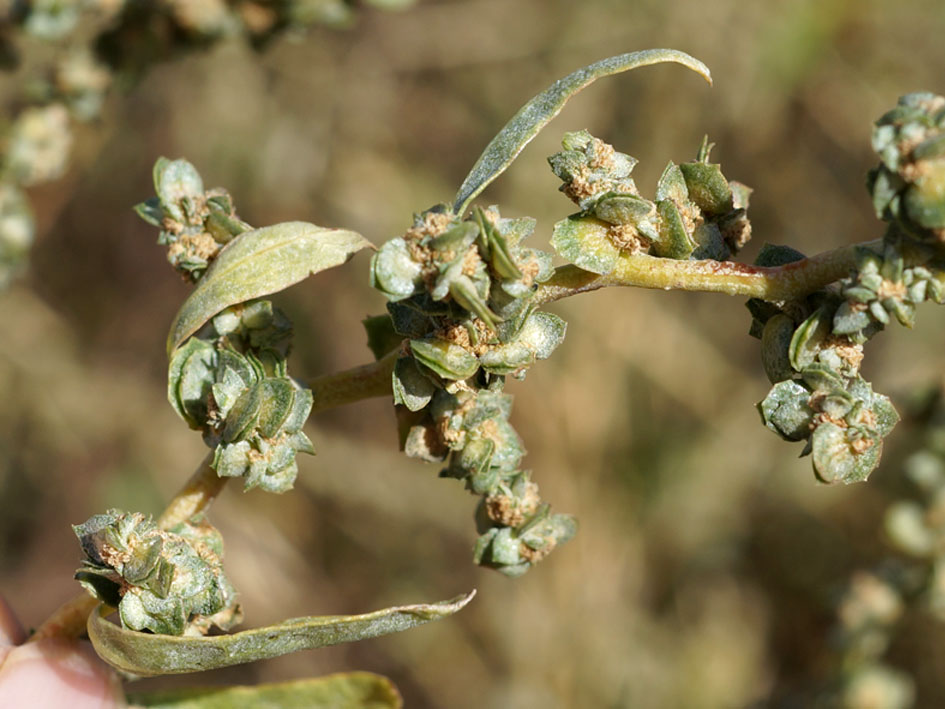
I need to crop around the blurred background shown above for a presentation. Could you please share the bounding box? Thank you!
[3,0,945,706]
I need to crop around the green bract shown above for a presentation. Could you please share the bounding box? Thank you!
[549,134,752,272]
[167,301,314,493]
[136,157,251,282]
[74,510,241,637]
[367,196,573,573]
[832,242,945,341]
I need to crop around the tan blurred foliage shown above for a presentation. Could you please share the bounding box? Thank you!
[3,0,945,706]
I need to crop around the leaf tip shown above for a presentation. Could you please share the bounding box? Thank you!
[454,589,477,608]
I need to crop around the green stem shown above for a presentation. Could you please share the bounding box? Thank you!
[156,452,228,530]
[309,347,398,415]
[535,241,876,304]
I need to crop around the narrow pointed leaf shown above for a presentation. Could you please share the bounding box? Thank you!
[88,591,475,676]
[167,222,373,355]
[452,49,711,215]
[127,672,403,708]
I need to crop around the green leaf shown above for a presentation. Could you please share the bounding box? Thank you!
[167,222,372,355]
[811,422,882,484]
[127,672,402,708]
[760,314,796,384]
[759,380,814,441]
[789,306,831,371]
[550,216,620,275]
[654,200,695,260]
[87,591,475,676]
[409,339,480,380]
[479,312,567,375]
[452,49,711,215]
[678,162,733,215]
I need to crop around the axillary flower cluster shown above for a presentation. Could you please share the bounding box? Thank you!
[371,203,575,576]
[548,130,752,269]
[74,509,241,637]
[143,159,316,494]
[755,93,945,484]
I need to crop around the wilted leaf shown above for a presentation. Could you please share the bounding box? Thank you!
[167,222,372,355]
[88,591,475,676]
[127,672,402,708]
[452,49,711,215]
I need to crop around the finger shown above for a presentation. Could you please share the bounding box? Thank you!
[0,595,26,666]
[0,638,125,708]
[0,595,26,648]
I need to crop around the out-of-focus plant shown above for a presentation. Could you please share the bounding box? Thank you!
[7,41,945,705]
[0,0,416,289]
[768,385,945,709]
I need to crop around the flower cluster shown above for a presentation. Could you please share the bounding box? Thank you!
[750,245,900,483]
[830,570,914,709]
[833,241,945,337]
[74,509,241,636]
[169,300,315,493]
[548,131,752,272]
[0,106,73,287]
[371,205,575,575]
[869,92,945,245]
[136,158,251,281]
[2,0,414,292]
[885,388,945,613]
[753,93,945,484]
[816,387,945,708]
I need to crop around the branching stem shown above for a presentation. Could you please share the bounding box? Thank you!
[534,241,877,304]
[27,241,871,643]
[156,452,228,530]
[309,347,399,415]
[29,354,399,643]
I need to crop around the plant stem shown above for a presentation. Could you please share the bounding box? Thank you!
[156,452,227,529]
[309,347,399,414]
[30,454,226,643]
[534,241,877,304]
[26,596,99,644]
[30,354,398,643]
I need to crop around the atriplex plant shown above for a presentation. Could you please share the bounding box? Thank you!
[19,48,945,703]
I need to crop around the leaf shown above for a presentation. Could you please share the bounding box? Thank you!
[409,339,480,380]
[789,306,831,372]
[452,49,712,216]
[811,422,882,485]
[88,591,475,676]
[167,222,373,356]
[550,216,620,275]
[479,312,567,375]
[127,672,402,708]
[758,380,814,442]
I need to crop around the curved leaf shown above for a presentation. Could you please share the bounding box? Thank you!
[167,222,373,355]
[88,591,475,676]
[452,49,712,216]
[127,672,402,708]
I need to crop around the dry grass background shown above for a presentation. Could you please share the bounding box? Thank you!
[3,0,945,706]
